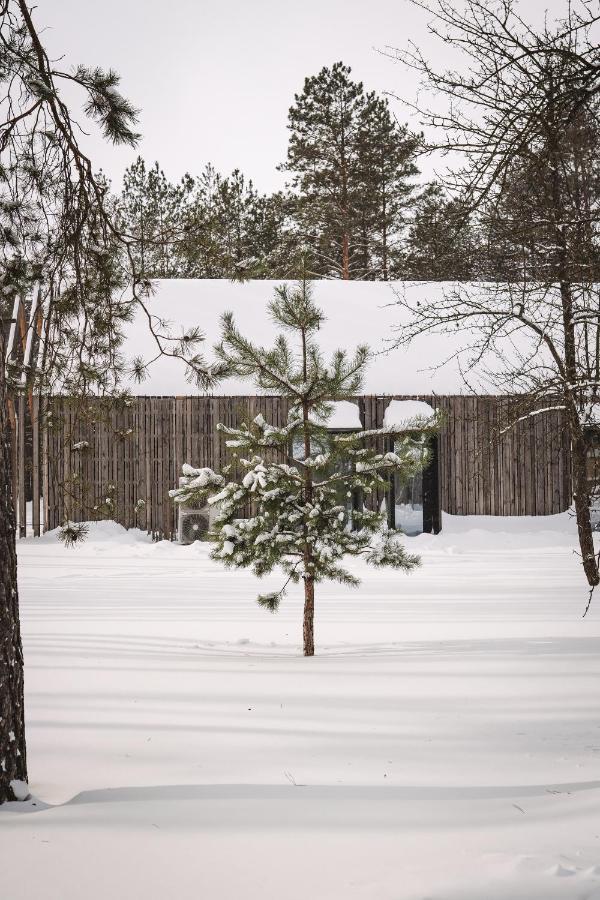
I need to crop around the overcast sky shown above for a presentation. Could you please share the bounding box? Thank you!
[42,0,573,195]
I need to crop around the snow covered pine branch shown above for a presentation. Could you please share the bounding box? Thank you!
[171,280,439,655]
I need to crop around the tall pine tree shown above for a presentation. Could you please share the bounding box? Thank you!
[282,63,421,280]
[356,94,421,280]
[282,63,366,279]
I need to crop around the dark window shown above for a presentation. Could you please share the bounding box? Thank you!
[584,427,600,529]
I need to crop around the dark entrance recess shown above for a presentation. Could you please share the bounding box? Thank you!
[387,435,441,535]
[584,426,600,529]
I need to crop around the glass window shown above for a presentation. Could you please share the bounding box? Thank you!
[393,468,423,535]
[391,441,429,536]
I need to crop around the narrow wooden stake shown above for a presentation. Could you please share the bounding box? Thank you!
[32,394,40,536]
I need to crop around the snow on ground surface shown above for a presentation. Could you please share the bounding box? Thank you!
[3,512,600,899]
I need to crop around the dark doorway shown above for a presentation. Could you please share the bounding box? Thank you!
[387,435,441,535]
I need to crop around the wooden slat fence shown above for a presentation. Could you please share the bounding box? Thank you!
[37,393,572,538]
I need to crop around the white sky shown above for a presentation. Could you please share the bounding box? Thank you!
[42,0,572,195]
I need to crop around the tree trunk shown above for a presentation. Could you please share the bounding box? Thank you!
[381,172,388,281]
[342,232,350,280]
[571,431,599,587]
[0,334,28,802]
[546,85,599,591]
[303,576,315,657]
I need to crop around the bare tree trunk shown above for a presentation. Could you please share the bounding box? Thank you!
[547,92,600,589]
[303,575,315,657]
[571,430,599,587]
[0,334,28,802]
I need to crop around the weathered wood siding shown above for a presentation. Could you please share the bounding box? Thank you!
[41,394,572,537]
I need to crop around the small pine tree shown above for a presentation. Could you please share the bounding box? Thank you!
[172,280,436,656]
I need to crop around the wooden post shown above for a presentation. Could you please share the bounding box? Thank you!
[7,399,18,532]
[17,394,26,538]
[42,398,49,533]
[32,394,40,536]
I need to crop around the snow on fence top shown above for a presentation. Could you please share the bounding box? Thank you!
[382,400,437,429]
[321,400,362,430]
[122,279,492,396]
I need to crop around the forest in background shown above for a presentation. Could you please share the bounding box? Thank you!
[116,61,600,283]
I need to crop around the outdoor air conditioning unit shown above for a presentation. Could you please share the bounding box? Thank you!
[178,504,211,544]
[176,477,221,544]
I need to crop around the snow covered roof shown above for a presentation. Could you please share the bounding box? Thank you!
[122,279,493,396]
[382,400,437,429]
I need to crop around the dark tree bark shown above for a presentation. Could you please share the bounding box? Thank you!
[0,332,27,801]
[303,576,315,658]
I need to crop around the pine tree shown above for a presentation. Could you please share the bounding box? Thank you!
[0,0,141,802]
[179,164,226,277]
[479,103,600,282]
[355,95,421,280]
[119,157,192,277]
[172,280,435,656]
[0,0,216,802]
[282,63,421,281]
[282,62,367,279]
[177,167,291,278]
[401,183,476,280]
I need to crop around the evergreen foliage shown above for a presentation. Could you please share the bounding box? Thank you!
[119,159,292,279]
[118,63,424,282]
[118,157,192,278]
[172,280,436,655]
[354,93,421,279]
[281,62,422,279]
[401,183,477,281]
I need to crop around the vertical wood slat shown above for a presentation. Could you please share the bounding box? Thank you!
[44,400,53,531]
[41,397,49,532]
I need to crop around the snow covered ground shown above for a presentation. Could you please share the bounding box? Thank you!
[3,513,600,899]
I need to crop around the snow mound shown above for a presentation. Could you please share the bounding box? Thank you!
[413,511,579,551]
[38,520,152,545]
[9,780,30,801]
[441,510,576,535]
[324,400,362,430]
[383,399,436,428]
